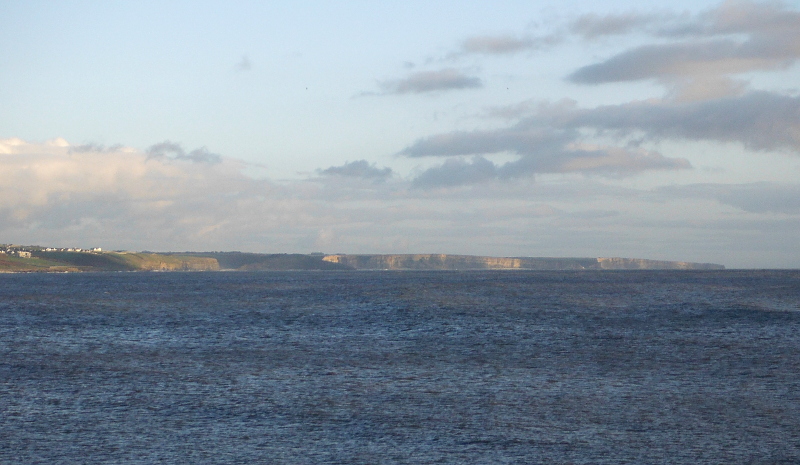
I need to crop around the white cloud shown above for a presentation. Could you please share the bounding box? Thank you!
[0,138,279,249]
[1,138,798,266]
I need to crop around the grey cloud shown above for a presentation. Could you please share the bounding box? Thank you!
[568,1,800,95]
[667,76,749,102]
[465,92,800,154]
[571,91,800,152]
[235,55,252,71]
[571,11,696,38]
[571,12,666,38]
[147,141,222,164]
[183,148,223,164]
[718,184,800,213]
[482,100,537,120]
[411,89,799,186]
[379,69,482,94]
[537,146,691,174]
[412,157,498,188]
[400,89,800,187]
[401,127,572,158]
[660,182,800,213]
[460,34,560,55]
[69,143,124,153]
[680,0,800,38]
[405,135,689,188]
[568,40,746,84]
[319,160,392,180]
[502,145,690,176]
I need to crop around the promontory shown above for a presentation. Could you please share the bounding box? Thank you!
[0,246,724,272]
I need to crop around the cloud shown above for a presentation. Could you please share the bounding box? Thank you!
[409,90,799,159]
[399,88,800,187]
[679,0,800,38]
[69,143,124,153]
[459,34,560,55]
[432,1,799,100]
[716,183,800,213]
[412,157,498,188]
[408,145,689,188]
[0,138,322,251]
[570,12,667,38]
[556,144,691,173]
[570,91,800,152]
[378,69,482,94]
[3,4,799,266]
[567,1,800,99]
[147,141,222,164]
[482,100,538,120]
[659,182,800,213]
[401,93,736,186]
[2,138,797,266]
[319,160,393,180]
[0,139,248,212]
[569,40,746,84]
[235,55,252,71]
[401,125,572,158]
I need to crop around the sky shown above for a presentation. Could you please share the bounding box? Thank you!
[1,0,799,268]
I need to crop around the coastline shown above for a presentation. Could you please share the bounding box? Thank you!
[0,249,725,273]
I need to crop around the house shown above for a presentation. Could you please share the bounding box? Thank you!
[17,251,31,258]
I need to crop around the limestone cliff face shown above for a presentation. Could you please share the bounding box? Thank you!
[324,254,523,270]
[323,254,724,270]
[323,254,601,270]
[596,257,724,270]
[135,257,219,271]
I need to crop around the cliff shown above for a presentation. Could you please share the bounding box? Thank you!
[188,252,351,271]
[111,253,219,271]
[595,257,723,270]
[322,254,724,270]
[0,248,724,272]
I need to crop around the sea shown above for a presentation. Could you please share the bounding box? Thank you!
[1,270,799,464]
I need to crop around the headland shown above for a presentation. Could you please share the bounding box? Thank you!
[0,245,724,272]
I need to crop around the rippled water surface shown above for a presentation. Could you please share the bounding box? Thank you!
[1,270,799,464]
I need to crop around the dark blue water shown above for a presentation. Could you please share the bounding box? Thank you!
[1,270,799,464]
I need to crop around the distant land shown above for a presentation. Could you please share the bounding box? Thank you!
[0,245,724,272]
